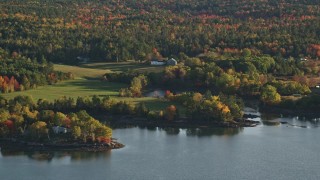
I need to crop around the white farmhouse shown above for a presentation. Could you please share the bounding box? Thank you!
[151,60,166,66]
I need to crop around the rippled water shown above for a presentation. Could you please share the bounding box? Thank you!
[1,112,320,180]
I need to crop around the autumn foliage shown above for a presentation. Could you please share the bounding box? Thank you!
[165,105,177,121]
[0,0,319,63]
[0,76,20,93]
[307,44,320,58]
[3,120,14,130]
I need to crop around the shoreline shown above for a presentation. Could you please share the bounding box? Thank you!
[107,116,260,128]
[0,138,124,152]
[0,117,259,152]
[260,105,320,118]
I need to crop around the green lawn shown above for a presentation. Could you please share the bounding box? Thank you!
[54,64,112,79]
[54,62,164,78]
[2,62,182,113]
[79,62,165,73]
[1,79,185,114]
[1,79,126,101]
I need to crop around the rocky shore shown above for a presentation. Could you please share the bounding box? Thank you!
[0,138,124,152]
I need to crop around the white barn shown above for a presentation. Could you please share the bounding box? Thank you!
[167,58,178,66]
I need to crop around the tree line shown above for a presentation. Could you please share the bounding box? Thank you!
[0,48,73,93]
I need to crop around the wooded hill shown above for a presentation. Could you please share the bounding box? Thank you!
[0,0,319,64]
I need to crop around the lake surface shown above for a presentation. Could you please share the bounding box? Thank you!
[1,111,320,180]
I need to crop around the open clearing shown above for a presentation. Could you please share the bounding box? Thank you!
[54,64,111,79]
[2,62,183,113]
[2,79,126,101]
[79,61,165,73]
[54,62,165,78]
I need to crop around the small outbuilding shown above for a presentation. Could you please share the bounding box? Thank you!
[167,58,178,66]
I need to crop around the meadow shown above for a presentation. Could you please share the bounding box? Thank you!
[1,79,125,101]
[79,61,165,73]
[2,62,183,113]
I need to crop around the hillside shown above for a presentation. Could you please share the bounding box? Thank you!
[0,0,319,64]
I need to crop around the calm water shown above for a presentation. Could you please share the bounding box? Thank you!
[1,112,320,180]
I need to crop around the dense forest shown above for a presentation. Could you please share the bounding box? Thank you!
[0,0,320,127]
[0,0,319,64]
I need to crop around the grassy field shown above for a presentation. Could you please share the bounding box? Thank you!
[1,80,182,112]
[1,79,126,101]
[2,62,183,113]
[55,62,165,78]
[79,61,165,73]
[54,64,112,79]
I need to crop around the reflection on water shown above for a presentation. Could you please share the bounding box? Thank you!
[244,104,320,128]
[185,128,243,137]
[258,111,320,128]
[260,112,281,121]
[161,127,180,135]
[0,148,111,162]
[139,126,243,136]
[145,126,157,131]
[1,109,320,164]
[0,127,242,162]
